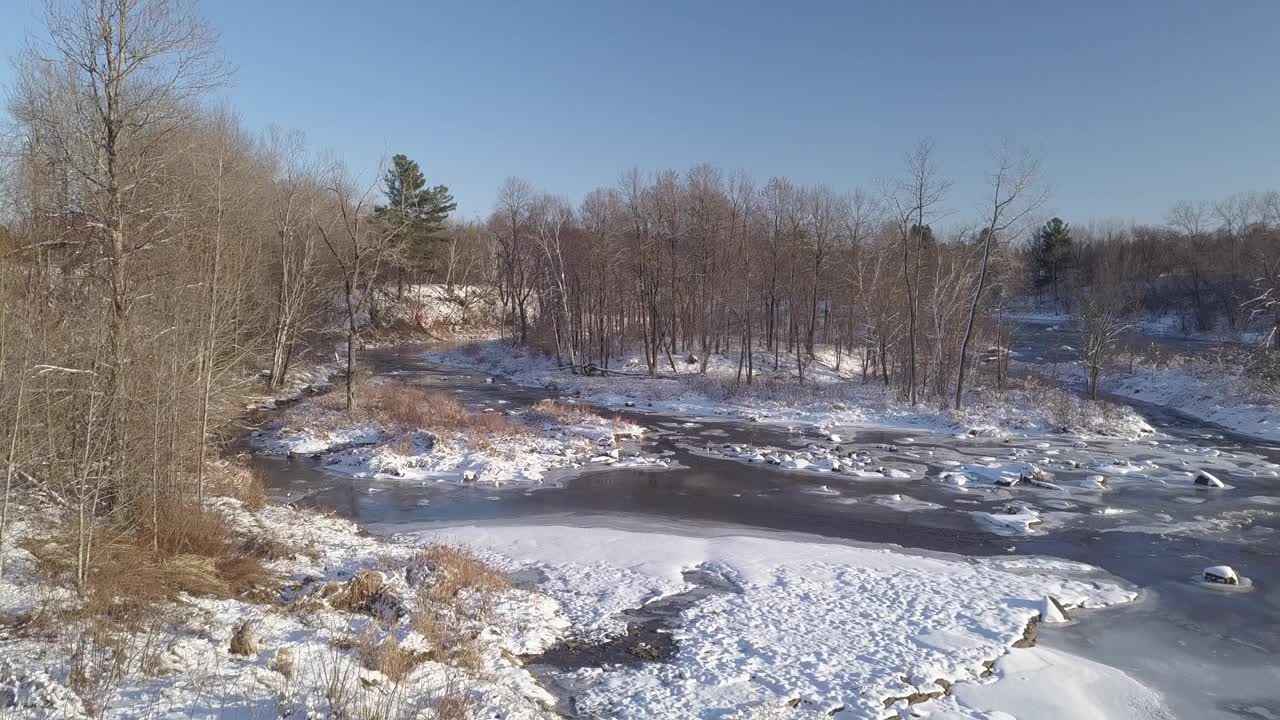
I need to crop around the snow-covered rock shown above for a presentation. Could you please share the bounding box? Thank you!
[1194,470,1225,487]
[1038,595,1070,623]
[1203,565,1239,585]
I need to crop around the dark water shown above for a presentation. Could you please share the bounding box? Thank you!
[1008,317,1248,368]
[257,346,1280,719]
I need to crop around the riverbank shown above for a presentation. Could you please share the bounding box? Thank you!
[423,340,1156,441]
[249,374,656,485]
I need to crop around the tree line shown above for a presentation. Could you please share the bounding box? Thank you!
[1025,193,1280,346]
[475,140,1046,409]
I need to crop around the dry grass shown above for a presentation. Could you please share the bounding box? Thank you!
[351,626,429,683]
[408,544,509,673]
[412,606,485,673]
[229,619,258,656]
[365,384,525,436]
[526,398,600,425]
[325,569,400,619]
[431,673,478,720]
[411,545,509,606]
[205,461,270,511]
[290,381,529,440]
[25,502,276,622]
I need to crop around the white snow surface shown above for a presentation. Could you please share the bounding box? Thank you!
[1086,362,1280,442]
[0,499,572,720]
[405,523,1140,719]
[934,646,1175,719]
[252,381,653,485]
[424,341,1157,440]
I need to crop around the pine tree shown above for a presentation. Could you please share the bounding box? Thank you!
[375,154,457,288]
[1033,217,1072,306]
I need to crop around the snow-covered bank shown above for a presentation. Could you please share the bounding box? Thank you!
[0,500,564,720]
[1096,363,1280,442]
[251,378,658,485]
[406,523,1149,719]
[423,340,1156,441]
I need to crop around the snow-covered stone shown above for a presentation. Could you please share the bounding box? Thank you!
[1194,470,1225,487]
[1203,565,1239,585]
[1039,595,1070,623]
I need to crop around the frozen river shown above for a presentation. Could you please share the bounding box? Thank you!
[256,346,1280,719]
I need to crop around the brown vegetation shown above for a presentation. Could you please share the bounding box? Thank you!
[351,626,428,683]
[526,398,600,425]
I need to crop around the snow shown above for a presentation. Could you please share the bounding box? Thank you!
[424,340,1157,441]
[1089,361,1280,442]
[403,523,1140,719]
[972,507,1044,536]
[252,381,655,486]
[936,646,1175,720]
[1203,565,1239,584]
[0,499,566,720]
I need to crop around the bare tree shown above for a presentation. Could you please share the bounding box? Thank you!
[883,139,950,404]
[316,163,400,412]
[954,141,1047,409]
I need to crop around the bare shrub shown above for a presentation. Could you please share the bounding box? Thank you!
[62,604,177,717]
[313,645,360,720]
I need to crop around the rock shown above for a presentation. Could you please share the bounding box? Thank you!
[1019,464,1049,483]
[485,377,495,384]
[462,470,478,482]
[1194,471,1224,488]
[1085,474,1108,490]
[994,475,1020,487]
[1203,565,1239,585]
[828,433,843,443]
[1038,596,1070,623]
[624,401,636,407]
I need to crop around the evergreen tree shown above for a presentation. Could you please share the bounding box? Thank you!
[1033,217,1072,305]
[375,154,457,285]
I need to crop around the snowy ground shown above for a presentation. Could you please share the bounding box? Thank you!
[423,341,1156,441]
[402,522,1161,720]
[0,500,565,720]
[1093,361,1280,442]
[251,378,659,486]
[2,499,1169,720]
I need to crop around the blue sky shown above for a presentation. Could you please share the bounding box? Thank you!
[2,1,1277,225]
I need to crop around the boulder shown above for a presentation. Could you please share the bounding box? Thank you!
[1203,565,1239,585]
[1194,471,1224,487]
